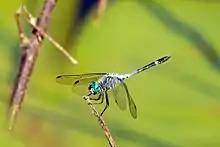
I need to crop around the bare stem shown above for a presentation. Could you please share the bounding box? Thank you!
[83,96,117,147]
[8,0,58,131]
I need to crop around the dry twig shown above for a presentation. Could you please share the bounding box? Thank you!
[8,0,76,131]
[22,6,78,65]
[83,96,117,147]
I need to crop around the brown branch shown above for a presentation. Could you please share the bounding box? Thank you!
[83,96,117,147]
[8,0,58,131]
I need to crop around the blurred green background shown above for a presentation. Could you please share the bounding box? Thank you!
[0,0,220,147]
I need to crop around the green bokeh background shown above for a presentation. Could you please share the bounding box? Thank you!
[0,0,220,147]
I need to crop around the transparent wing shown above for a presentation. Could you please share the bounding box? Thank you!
[56,73,107,85]
[56,73,106,97]
[109,83,127,111]
[122,82,137,119]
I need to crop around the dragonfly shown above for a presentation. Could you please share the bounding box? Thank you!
[56,55,171,119]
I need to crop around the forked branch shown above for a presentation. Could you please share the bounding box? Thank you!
[8,0,78,131]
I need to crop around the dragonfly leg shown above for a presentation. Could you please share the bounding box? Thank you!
[92,93,104,104]
[100,91,109,116]
[90,93,102,101]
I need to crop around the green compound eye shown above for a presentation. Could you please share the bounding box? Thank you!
[89,81,101,95]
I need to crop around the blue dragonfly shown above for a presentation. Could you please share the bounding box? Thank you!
[56,55,171,119]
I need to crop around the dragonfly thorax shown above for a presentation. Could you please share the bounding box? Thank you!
[98,74,123,91]
[88,81,101,95]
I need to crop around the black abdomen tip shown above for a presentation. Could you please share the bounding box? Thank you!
[157,55,171,63]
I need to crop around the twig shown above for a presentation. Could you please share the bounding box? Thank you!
[83,96,116,147]
[22,6,78,65]
[8,0,58,131]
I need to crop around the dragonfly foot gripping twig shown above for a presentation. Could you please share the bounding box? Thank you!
[83,95,116,147]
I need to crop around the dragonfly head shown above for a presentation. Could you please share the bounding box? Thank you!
[88,81,101,95]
